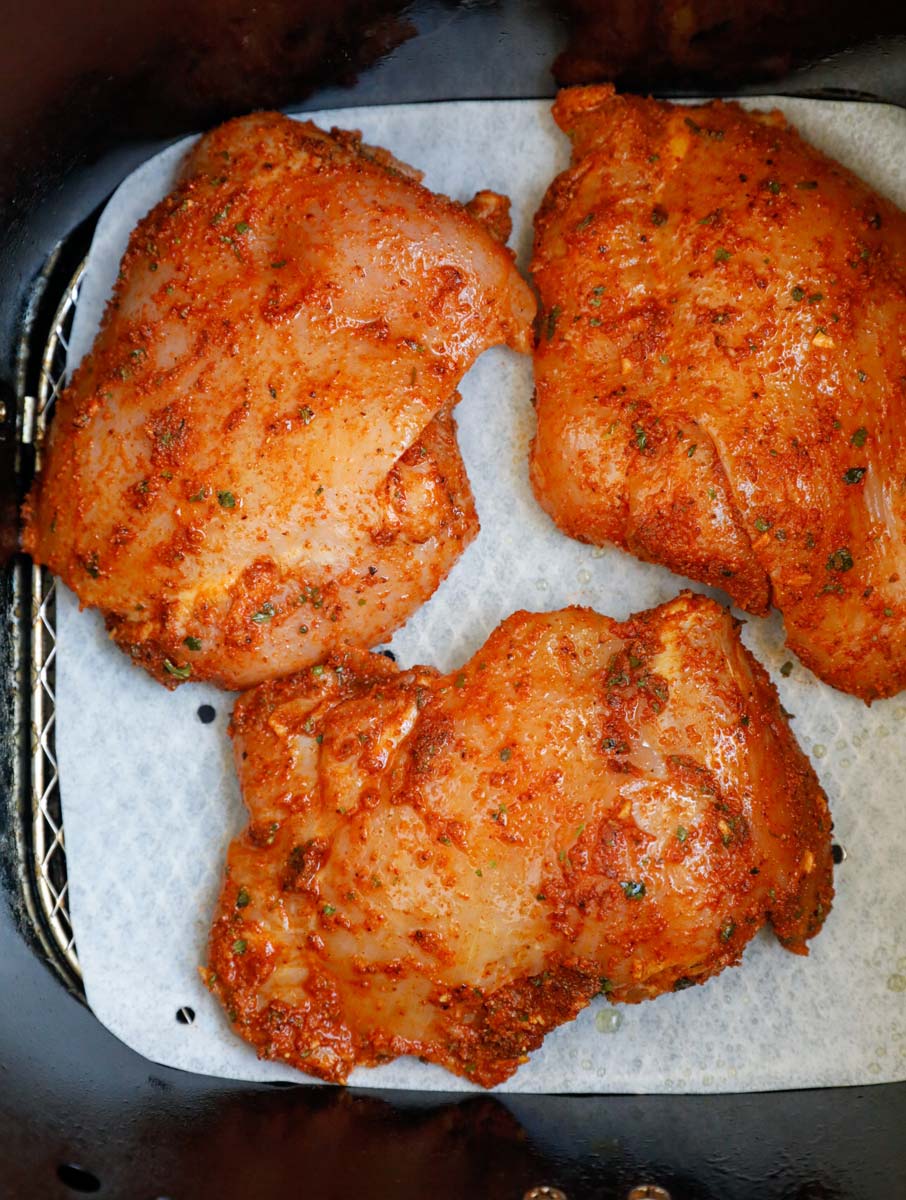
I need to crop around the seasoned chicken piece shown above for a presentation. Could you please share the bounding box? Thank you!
[530,86,906,701]
[206,593,833,1088]
[23,113,534,689]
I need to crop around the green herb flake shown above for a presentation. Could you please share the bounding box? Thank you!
[575,212,594,230]
[454,673,467,689]
[322,904,336,916]
[184,636,202,652]
[791,286,805,302]
[754,517,771,533]
[719,921,736,943]
[687,443,697,458]
[236,887,250,909]
[633,425,648,451]
[252,602,275,624]
[676,826,688,843]
[795,180,818,190]
[780,661,794,677]
[499,747,512,762]
[297,405,315,425]
[659,353,670,364]
[545,305,562,340]
[270,259,287,269]
[217,490,236,508]
[843,466,866,484]
[714,247,732,263]
[766,180,782,195]
[311,665,325,677]
[189,487,208,502]
[163,659,192,680]
[621,880,646,900]
[808,292,824,304]
[851,426,868,447]
[827,547,854,573]
[232,939,247,955]
[234,221,250,235]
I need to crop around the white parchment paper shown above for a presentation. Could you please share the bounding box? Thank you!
[57,99,906,1092]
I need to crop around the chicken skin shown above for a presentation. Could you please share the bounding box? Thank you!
[206,593,833,1088]
[530,86,906,701]
[23,113,534,689]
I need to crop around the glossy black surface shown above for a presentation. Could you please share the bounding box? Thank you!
[2,4,906,1197]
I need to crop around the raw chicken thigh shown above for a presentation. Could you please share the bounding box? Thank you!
[530,86,906,701]
[207,593,833,1087]
[24,113,533,688]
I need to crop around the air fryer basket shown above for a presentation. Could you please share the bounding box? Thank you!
[2,4,905,1197]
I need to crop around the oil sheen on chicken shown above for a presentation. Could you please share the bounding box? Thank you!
[23,114,534,689]
[206,593,833,1088]
[530,86,906,701]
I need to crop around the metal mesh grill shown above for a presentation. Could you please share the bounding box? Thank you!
[30,260,86,980]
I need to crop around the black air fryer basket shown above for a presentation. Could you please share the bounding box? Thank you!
[2,4,905,1197]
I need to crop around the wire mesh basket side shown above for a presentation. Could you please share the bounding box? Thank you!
[29,260,86,980]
